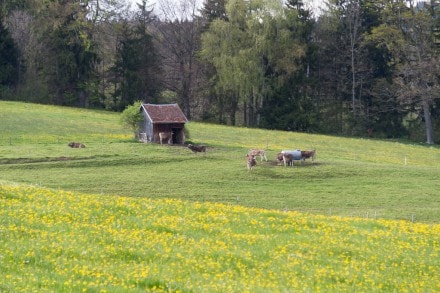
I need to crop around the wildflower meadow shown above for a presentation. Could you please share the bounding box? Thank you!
[1,184,439,292]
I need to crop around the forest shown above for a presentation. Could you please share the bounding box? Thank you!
[0,0,439,143]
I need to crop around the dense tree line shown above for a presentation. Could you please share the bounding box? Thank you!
[0,0,439,143]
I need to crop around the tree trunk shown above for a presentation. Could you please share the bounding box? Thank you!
[422,99,434,144]
[77,89,87,108]
[243,101,247,126]
[230,98,238,126]
[180,61,192,120]
[248,93,254,127]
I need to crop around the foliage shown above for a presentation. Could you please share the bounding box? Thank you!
[365,1,440,144]
[111,3,162,111]
[120,100,143,136]
[155,7,203,120]
[2,0,440,143]
[200,0,227,24]
[0,16,18,91]
[201,0,311,127]
[33,0,100,107]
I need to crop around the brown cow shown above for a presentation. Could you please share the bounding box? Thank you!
[301,150,316,162]
[246,154,257,171]
[276,153,284,165]
[158,131,173,145]
[187,144,206,154]
[276,152,294,167]
[282,153,294,167]
[248,149,267,162]
[68,142,85,148]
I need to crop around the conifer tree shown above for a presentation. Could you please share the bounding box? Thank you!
[0,15,19,95]
[111,1,162,111]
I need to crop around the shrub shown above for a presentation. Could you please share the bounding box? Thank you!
[120,100,143,138]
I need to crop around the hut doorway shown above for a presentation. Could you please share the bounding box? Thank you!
[172,127,184,144]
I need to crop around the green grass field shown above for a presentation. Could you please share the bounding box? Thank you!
[1,101,439,222]
[1,101,439,291]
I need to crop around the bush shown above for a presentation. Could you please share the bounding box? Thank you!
[120,101,143,138]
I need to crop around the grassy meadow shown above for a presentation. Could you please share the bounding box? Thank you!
[0,101,439,222]
[1,100,440,291]
[1,184,439,292]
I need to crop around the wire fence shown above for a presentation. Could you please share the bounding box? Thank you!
[294,208,421,223]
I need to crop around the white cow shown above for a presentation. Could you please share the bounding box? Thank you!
[158,131,173,145]
[248,149,268,162]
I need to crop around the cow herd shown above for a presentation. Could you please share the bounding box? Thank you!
[185,142,316,171]
[67,136,315,172]
[248,148,316,171]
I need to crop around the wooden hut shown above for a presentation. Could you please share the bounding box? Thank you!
[139,103,188,144]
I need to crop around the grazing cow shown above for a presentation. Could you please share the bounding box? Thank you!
[276,153,284,165]
[282,153,294,167]
[281,150,302,160]
[301,150,316,162]
[187,144,206,154]
[68,142,85,148]
[276,152,295,167]
[248,149,267,162]
[158,131,173,145]
[246,154,257,171]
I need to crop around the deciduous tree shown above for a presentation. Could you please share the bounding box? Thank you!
[367,0,439,144]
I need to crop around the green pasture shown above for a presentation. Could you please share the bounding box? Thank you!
[1,101,440,291]
[0,102,440,222]
[0,100,439,223]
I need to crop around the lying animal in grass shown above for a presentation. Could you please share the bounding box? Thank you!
[68,142,85,148]
[246,154,257,171]
[248,149,267,162]
[187,144,206,154]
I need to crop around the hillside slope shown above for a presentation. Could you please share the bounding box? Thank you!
[0,101,439,222]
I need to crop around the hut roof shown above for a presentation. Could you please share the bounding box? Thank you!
[141,103,188,124]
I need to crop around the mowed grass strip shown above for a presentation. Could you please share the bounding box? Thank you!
[1,184,439,292]
[0,101,440,222]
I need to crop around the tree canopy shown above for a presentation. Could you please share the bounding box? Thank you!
[1,0,439,144]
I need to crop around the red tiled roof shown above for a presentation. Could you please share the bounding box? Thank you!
[141,103,188,123]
